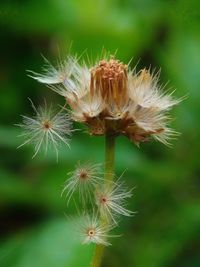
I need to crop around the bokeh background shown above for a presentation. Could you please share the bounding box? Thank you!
[0,0,200,266]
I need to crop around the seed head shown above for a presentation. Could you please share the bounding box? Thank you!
[28,56,79,84]
[17,100,72,158]
[95,180,134,224]
[30,54,181,146]
[78,213,114,246]
[62,162,103,205]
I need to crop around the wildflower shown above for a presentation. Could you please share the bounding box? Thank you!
[17,100,72,158]
[95,180,134,224]
[30,54,180,146]
[62,162,102,205]
[78,213,113,246]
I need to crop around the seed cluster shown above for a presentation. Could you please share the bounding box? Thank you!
[62,162,133,245]
[18,52,180,247]
[28,54,180,146]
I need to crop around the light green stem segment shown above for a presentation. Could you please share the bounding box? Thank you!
[90,134,115,267]
[90,244,105,267]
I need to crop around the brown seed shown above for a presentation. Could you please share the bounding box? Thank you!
[42,121,51,130]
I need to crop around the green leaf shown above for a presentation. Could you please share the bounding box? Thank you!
[0,219,94,267]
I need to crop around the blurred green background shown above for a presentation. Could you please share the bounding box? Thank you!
[0,0,200,266]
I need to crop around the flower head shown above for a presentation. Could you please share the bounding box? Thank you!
[62,162,102,205]
[78,213,114,246]
[17,100,72,158]
[30,54,180,146]
[95,180,134,224]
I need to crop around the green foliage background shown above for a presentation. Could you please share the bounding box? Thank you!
[0,0,200,266]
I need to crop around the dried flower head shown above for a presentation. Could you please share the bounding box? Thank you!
[62,162,102,205]
[30,54,180,146]
[17,100,72,158]
[78,213,113,246]
[95,180,134,224]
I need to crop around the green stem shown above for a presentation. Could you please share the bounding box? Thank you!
[105,134,115,183]
[90,244,105,267]
[90,134,115,267]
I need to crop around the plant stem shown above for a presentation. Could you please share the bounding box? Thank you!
[90,134,115,267]
[105,134,115,183]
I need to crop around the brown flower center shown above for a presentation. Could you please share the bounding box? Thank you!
[91,57,128,104]
[79,170,88,180]
[100,196,108,204]
[42,120,51,130]
[87,229,95,237]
